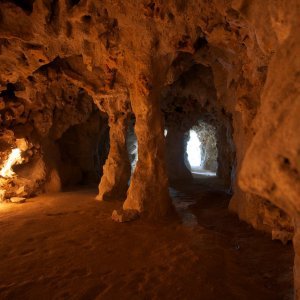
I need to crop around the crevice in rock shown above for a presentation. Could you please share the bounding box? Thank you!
[3,0,35,14]
[68,0,80,8]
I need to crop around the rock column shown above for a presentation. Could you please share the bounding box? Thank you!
[96,98,131,201]
[122,82,171,218]
[165,127,192,181]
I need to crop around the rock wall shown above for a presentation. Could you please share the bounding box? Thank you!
[165,127,192,182]
[193,121,218,173]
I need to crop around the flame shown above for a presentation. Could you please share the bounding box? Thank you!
[0,148,23,178]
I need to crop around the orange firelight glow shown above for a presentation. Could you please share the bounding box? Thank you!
[0,148,23,178]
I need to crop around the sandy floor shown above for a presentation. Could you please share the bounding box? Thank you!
[0,177,294,300]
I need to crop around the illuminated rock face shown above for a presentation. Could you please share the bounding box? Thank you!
[122,83,171,218]
[0,0,299,295]
[96,96,131,201]
[192,122,218,173]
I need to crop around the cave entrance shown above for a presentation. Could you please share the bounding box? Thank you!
[185,122,218,177]
[186,130,201,169]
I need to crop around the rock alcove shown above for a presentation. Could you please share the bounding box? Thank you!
[0,0,299,298]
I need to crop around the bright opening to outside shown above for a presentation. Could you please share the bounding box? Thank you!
[187,130,201,167]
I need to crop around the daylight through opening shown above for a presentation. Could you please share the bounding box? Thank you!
[185,122,218,176]
[187,130,201,167]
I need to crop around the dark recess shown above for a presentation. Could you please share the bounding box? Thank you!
[193,37,208,51]
[4,0,35,13]
[68,0,80,7]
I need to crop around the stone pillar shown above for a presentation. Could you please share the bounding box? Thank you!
[216,122,235,188]
[122,83,171,218]
[165,127,192,182]
[96,109,131,201]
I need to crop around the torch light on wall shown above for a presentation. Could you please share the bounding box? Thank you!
[0,139,26,202]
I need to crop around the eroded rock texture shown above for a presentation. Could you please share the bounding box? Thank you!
[165,127,192,182]
[95,96,131,201]
[193,122,218,172]
[0,0,299,295]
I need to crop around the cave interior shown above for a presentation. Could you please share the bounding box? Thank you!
[0,0,299,299]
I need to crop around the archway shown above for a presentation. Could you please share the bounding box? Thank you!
[185,122,218,177]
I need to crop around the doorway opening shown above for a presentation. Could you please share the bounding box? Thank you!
[185,122,218,176]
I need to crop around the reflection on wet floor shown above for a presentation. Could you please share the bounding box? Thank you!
[192,170,216,176]
[191,168,216,177]
[170,187,198,227]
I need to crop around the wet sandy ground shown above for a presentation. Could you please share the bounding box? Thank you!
[0,176,294,299]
